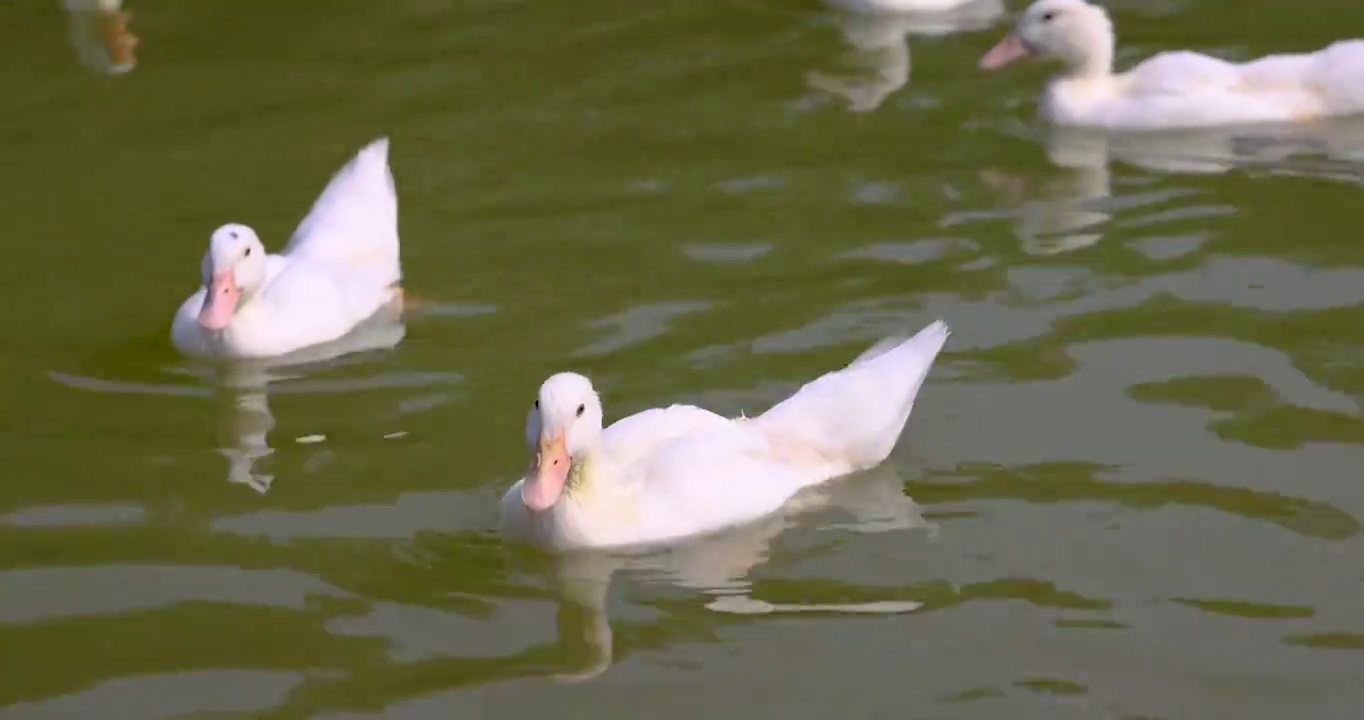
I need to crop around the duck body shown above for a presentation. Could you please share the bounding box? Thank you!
[1046,42,1364,130]
[501,406,792,550]
[982,0,1364,130]
[172,254,398,359]
[171,137,402,361]
[500,320,951,551]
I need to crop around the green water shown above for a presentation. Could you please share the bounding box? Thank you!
[6,0,1364,717]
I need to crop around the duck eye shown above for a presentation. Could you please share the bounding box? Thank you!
[534,400,539,409]
[244,247,252,257]
[576,404,585,417]
[1041,11,1055,21]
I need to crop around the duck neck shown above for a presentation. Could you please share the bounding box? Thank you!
[1066,15,1116,81]
[562,446,600,502]
[1068,44,1113,81]
[235,279,267,316]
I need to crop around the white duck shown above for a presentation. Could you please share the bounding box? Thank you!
[172,137,403,360]
[500,320,950,550]
[978,0,1364,130]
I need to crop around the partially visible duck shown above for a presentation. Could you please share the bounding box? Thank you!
[810,0,1005,112]
[979,0,1364,130]
[63,0,138,74]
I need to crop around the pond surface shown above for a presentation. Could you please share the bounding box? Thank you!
[5,0,1364,717]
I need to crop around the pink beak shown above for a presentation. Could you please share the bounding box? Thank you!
[979,33,1033,70]
[197,270,241,331]
[521,432,570,512]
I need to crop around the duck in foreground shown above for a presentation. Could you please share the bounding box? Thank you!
[500,320,951,550]
[979,0,1364,130]
[172,137,403,360]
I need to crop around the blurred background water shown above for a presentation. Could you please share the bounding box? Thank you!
[5,0,1364,717]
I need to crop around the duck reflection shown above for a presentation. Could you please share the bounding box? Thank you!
[1046,119,1364,177]
[807,0,1004,113]
[207,306,408,494]
[982,117,1364,255]
[532,465,932,681]
[63,0,138,75]
[978,137,1112,256]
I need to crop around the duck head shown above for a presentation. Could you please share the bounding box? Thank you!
[198,223,267,331]
[979,0,1114,77]
[521,372,605,512]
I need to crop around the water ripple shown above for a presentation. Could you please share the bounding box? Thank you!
[0,565,352,624]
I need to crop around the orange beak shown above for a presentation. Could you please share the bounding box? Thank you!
[979,33,1032,70]
[100,10,139,68]
[198,270,241,331]
[522,431,570,512]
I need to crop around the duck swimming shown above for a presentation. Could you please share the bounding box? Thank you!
[171,137,403,360]
[500,320,951,550]
[979,0,1364,130]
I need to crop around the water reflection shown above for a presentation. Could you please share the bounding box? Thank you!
[807,0,1004,112]
[216,369,276,493]
[910,461,1361,541]
[981,118,1364,255]
[536,466,931,681]
[978,154,1112,256]
[1044,119,1364,178]
[204,308,409,493]
[63,0,138,75]
[48,306,466,493]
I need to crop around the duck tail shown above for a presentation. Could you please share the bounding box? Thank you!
[752,320,950,471]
